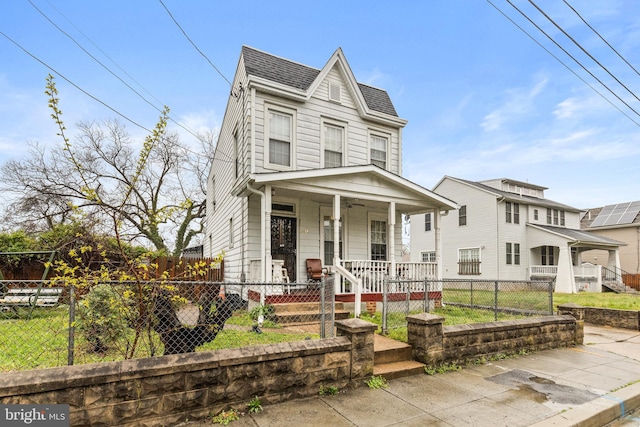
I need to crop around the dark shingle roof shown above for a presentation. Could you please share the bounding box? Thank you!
[241,46,399,117]
[530,224,625,246]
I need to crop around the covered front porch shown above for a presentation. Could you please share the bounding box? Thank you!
[527,224,625,293]
[234,165,457,313]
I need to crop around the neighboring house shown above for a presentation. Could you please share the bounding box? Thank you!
[580,201,640,274]
[410,176,624,293]
[204,46,457,298]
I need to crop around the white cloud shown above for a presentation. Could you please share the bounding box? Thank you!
[481,77,549,132]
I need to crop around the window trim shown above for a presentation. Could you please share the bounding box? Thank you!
[321,118,346,168]
[424,213,432,232]
[368,130,390,170]
[264,104,296,171]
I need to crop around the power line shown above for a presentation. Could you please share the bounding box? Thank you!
[0,31,152,133]
[562,0,640,78]
[158,0,233,88]
[486,0,640,128]
[28,0,221,150]
[503,0,640,120]
[528,0,640,103]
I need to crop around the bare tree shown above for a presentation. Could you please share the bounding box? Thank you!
[1,81,213,255]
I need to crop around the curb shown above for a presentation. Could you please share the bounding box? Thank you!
[530,381,640,426]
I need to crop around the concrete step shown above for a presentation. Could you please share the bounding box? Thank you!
[275,310,350,325]
[373,334,425,380]
[272,302,345,313]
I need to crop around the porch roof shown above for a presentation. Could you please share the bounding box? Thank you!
[527,224,626,248]
[234,165,458,214]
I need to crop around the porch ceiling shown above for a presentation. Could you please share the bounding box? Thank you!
[236,165,458,214]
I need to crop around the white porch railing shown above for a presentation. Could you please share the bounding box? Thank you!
[529,265,599,279]
[337,260,437,294]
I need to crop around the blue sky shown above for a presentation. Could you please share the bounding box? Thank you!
[2,0,640,210]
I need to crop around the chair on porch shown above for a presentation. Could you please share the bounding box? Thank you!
[306,258,327,282]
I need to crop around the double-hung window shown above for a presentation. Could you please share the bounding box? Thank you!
[458,247,480,275]
[370,220,387,260]
[370,134,387,169]
[323,215,343,264]
[323,123,343,168]
[424,213,432,231]
[506,202,520,224]
[268,110,292,167]
[506,243,520,265]
[459,205,467,226]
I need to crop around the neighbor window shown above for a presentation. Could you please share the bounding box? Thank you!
[541,246,555,265]
[560,211,565,226]
[323,123,343,168]
[229,217,234,248]
[506,202,520,224]
[268,110,292,167]
[424,213,432,231]
[421,251,436,262]
[506,242,520,265]
[458,247,480,275]
[370,134,387,169]
[459,205,467,226]
[534,209,539,221]
[370,220,387,260]
[233,130,240,178]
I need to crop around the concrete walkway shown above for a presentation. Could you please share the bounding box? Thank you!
[178,324,640,426]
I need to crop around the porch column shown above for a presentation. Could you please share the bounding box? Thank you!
[608,249,622,283]
[434,210,442,280]
[388,201,396,278]
[555,244,576,293]
[264,184,272,284]
[333,195,341,294]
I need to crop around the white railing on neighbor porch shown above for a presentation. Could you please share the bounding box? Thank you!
[529,265,599,279]
[337,260,437,294]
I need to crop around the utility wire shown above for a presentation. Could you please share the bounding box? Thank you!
[503,0,640,120]
[529,0,640,103]
[0,31,151,133]
[28,0,220,151]
[486,0,640,128]
[562,0,640,78]
[158,0,233,88]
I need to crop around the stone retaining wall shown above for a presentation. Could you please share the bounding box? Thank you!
[407,314,582,365]
[558,303,640,330]
[0,319,376,427]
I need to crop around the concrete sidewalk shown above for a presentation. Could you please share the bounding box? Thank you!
[179,324,640,426]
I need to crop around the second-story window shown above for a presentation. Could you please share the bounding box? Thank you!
[269,111,292,167]
[370,134,387,169]
[424,213,432,231]
[506,202,520,224]
[323,123,343,168]
[459,205,467,226]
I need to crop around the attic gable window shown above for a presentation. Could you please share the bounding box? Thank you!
[268,110,292,168]
[329,82,341,103]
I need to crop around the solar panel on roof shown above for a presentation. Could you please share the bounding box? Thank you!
[590,201,640,227]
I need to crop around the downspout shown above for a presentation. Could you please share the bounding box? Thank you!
[246,182,266,282]
[496,197,506,279]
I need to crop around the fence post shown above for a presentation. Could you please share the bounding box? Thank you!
[548,280,554,315]
[405,279,411,317]
[423,279,429,313]
[320,276,326,338]
[382,276,388,335]
[494,281,499,321]
[67,284,75,366]
[470,280,474,307]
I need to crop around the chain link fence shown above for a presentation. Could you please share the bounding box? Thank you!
[373,278,554,336]
[0,278,334,372]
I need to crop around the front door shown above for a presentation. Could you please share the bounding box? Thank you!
[271,216,297,281]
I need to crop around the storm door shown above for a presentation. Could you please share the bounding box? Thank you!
[271,216,297,281]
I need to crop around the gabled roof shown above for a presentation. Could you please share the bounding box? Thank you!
[437,176,580,212]
[241,46,400,118]
[528,224,625,247]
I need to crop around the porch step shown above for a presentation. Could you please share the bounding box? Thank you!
[272,302,349,326]
[373,334,425,380]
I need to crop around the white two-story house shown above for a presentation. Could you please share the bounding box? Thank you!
[205,46,457,300]
[410,176,624,293]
